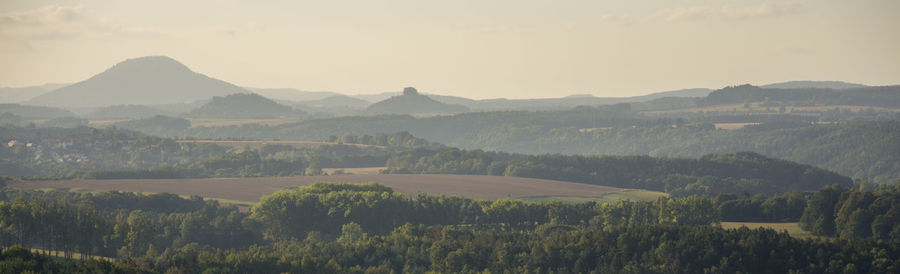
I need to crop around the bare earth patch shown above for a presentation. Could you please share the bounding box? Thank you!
[11,174,625,202]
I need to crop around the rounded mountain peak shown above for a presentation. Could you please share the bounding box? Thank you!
[403,87,420,96]
[104,55,193,75]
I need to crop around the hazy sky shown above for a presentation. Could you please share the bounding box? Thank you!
[1,1,898,99]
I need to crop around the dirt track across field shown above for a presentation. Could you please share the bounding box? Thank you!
[11,174,624,202]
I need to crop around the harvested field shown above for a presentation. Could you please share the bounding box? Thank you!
[713,122,760,130]
[322,167,384,175]
[175,140,381,149]
[11,174,625,202]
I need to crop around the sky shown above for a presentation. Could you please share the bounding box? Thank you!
[0,1,898,99]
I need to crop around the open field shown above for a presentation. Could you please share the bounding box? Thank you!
[176,139,381,149]
[10,174,626,202]
[719,222,813,238]
[713,122,761,130]
[323,167,384,175]
[519,189,667,203]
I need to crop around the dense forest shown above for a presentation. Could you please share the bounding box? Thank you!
[1,183,898,273]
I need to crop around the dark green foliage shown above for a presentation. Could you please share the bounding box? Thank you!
[1,184,898,273]
[0,246,152,273]
[800,184,900,243]
[251,183,720,241]
[715,192,808,222]
[0,189,260,260]
[116,225,900,273]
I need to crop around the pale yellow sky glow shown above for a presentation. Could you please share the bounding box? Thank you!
[1,1,898,99]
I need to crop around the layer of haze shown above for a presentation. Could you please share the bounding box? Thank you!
[1,0,898,99]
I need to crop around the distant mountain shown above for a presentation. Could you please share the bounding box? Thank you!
[297,95,370,109]
[0,104,77,119]
[703,84,900,108]
[27,56,251,108]
[630,88,712,100]
[366,87,469,115]
[762,81,868,90]
[0,83,68,103]
[427,94,479,107]
[353,92,401,103]
[428,88,712,111]
[84,105,173,120]
[188,93,304,119]
[247,87,342,102]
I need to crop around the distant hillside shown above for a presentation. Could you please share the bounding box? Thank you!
[0,104,77,119]
[297,95,370,109]
[247,87,342,102]
[0,83,68,103]
[27,56,251,108]
[762,81,868,90]
[111,115,191,137]
[84,105,173,120]
[366,87,469,115]
[353,92,401,103]
[703,84,900,108]
[630,88,712,101]
[0,113,26,126]
[427,88,712,111]
[188,93,304,119]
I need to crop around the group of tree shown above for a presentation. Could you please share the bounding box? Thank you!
[1,183,899,273]
[383,149,852,196]
[801,184,900,243]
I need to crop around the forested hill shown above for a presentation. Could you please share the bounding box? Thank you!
[703,84,900,108]
[383,149,852,196]
[452,120,900,184]
[365,87,469,115]
[187,93,304,118]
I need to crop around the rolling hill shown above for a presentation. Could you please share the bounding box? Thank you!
[0,103,77,119]
[0,83,68,103]
[84,105,173,120]
[366,87,469,115]
[187,93,304,118]
[761,81,868,90]
[27,56,251,108]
